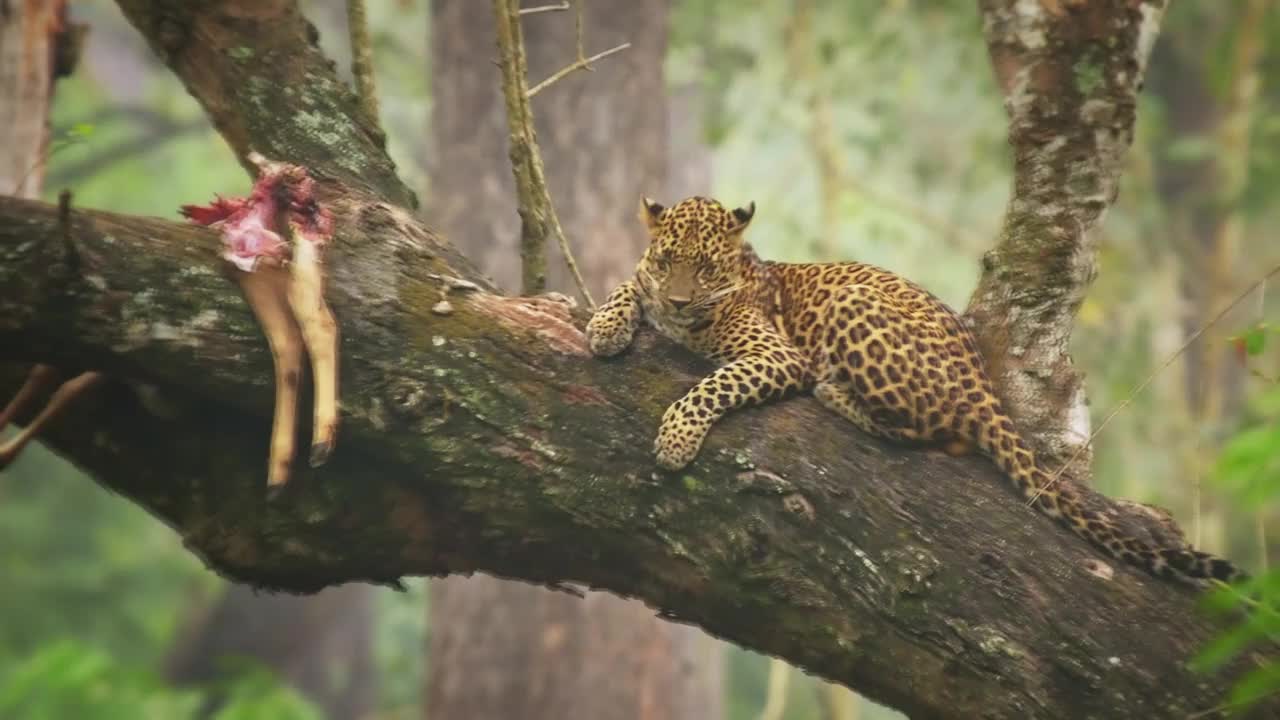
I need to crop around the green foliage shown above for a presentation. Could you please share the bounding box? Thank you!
[0,440,213,671]
[1197,328,1280,712]
[1193,576,1280,714]
[204,661,323,720]
[0,641,202,720]
[0,640,321,720]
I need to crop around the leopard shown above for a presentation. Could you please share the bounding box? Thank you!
[585,195,1245,584]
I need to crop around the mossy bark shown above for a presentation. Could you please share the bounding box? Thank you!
[966,0,1169,483]
[113,0,414,209]
[4,0,1273,718]
[1,196,1274,720]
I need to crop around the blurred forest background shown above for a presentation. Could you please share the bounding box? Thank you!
[3,0,1280,718]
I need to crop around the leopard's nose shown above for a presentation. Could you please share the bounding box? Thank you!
[669,296,691,310]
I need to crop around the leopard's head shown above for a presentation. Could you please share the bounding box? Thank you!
[635,195,755,320]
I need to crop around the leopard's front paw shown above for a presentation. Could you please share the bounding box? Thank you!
[653,406,705,470]
[586,311,635,357]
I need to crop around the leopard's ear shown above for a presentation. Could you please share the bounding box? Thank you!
[729,201,756,234]
[639,196,665,231]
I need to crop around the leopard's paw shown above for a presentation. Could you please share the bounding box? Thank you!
[586,312,635,357]
[653,407,704,471]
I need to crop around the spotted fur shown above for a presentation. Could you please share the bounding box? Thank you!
[587,195,1245,584]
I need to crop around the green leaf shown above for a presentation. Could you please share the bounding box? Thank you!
[1214,425,1280,507]
[1229,662,1280,710]
[1244,324,1268,356]
[1192,608,1280,673]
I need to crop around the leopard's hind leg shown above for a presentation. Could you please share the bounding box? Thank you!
[811,284,942,445]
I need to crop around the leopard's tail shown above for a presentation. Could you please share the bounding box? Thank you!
[977,409,1246,584]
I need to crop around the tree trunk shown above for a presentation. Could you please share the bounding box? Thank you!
[965,0,1170,487]
[1146,2,1272,553]
[1,1,1273,718]
[0,0,69,197]
[16,5,381,716]
[426,0,668,299]
[165,584,376,719]
[425,3,717,719]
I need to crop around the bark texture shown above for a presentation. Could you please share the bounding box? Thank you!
[965,0,1169,481]
[113,0,415,209]
[1,1,1274,718]
[0,0,69,196]
[426,4,717,719]
[2,195,1275,720]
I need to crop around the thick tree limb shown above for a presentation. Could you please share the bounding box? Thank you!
[113,0,411,208]
[1,195,1274,720]
[966,0,1167,482]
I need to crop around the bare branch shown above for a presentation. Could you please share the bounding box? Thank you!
[113,0,412,208]
[526,42,630,98]
[526,0,630,98]
[518,2,570,15]
[491,0,595,306]
[346,0,382,127]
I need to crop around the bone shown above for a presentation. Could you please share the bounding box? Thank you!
[0,371,105,469]
[237,268,306,489]
[0,364,60,429]
[285,236,340,467]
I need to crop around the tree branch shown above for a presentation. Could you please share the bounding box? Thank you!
[491,0,594,306]
[966,0,1167,482]
[113,0,412,208]
[345,0,381,128]
[1,195,1274,720]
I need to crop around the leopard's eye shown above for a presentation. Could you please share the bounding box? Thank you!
[654,257,671,272]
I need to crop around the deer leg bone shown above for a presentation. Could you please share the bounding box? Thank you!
[0,371,105,469]
[285,234,339,468]
[180,153,338,490]
[237,267,305,490]
[0,364,61,429]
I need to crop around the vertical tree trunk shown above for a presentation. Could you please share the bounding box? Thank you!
[964,0,1169,485]
[164,584,376,719]
[424,2,720,719]
[0,0,66,196]
[1149,3,1272,551]
[426,0,668,299]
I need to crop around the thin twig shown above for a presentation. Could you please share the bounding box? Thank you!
[574,0,586,61]
[519,2,570,14]
[492,0,596,306]
[347,0,381,125]
[1028,262,1280,506]
[1255,277,1269,571]
[527,42,630,98]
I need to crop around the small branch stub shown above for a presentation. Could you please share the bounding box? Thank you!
[519,2,570,15]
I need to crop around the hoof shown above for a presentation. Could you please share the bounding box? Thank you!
[309,440,332,468]
[266,482,288,502]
